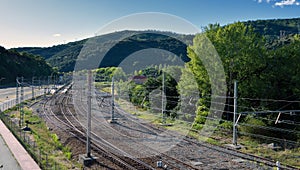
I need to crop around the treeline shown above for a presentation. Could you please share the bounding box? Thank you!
[244,17,300,49]
[0,46,53,85]
[15,40,86,72]
[13,18,300,74]
[14,31,193,72]
[187,22,300,141]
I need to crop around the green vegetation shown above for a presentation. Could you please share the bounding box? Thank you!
[94,67,124,82]
[1,105,80,169]
[15,40,86,72]
[13,18,300,73]
[244,17,300,49]
[0,46,53,85]
[93,19,300,168]
[185,22,300,142]
[15,31,193,72]
[117,98,300,168]
[115,66,181,117]
[4,17,300,168]
[93,26,300,142]
[184,21,300,168]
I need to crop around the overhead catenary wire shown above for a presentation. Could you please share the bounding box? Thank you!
[115,86,300,113]
[97,78,300,134]
[239,131,299,146]
[240,97,300,103]
[92,93,300,150]
[116,93,300,116]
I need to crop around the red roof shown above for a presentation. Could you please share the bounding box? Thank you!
[131,75,147,79]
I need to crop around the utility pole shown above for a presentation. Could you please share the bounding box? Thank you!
[32,77,35,100]
[162,71,166,124]
[47,76,50,94]
[20,77,24,128]
[110,76,116,123]
[80,70,97,166]
[86,70,92,157]
[38,77,41,89]
[233,80,238,146]
[16,77,19,107]
[81,83,83,102]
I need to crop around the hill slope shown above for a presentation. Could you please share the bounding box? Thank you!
[244,17,300,49]
[0,46,53,85]
[15,31,194,72]
[14,17,300,72]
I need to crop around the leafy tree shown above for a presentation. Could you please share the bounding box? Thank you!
[260,39,300,109]
[183,22,268,131]
[0,46,53,85]
[205,22,268,116]
[95,67,117,82]
[112,67,127,81]
[177,67,199,120]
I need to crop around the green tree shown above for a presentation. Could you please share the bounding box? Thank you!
[263,40,300,111]
[112,67,127,81]
[185,22,268,129]
[177,67,199,121]
[205,22,268,115]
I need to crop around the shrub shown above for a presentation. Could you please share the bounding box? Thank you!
[239,115,267,137]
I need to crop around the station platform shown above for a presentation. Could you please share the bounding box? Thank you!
[0,120,40,170]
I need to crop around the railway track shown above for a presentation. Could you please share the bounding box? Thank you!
[114,104,299,170]
[73,89,197,169]
[42,88,155,170]
[40,85,299,169]
[92,90,299,170]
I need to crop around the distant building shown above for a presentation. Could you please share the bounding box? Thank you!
[129,75,147,84]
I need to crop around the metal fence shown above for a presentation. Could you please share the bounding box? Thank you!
[0,115,69,169]
[0,88,75,170]
[0,90,44,111]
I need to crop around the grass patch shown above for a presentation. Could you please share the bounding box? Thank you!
[29,113,80,169]
[1,102,81,169]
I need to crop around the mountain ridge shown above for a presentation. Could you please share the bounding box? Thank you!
[0,46,53,85]
[13,17,300,72]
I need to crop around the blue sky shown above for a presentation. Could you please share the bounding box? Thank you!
[0,0,299,48]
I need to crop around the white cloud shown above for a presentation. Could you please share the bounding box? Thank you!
[52,33,61,37]
[256,0,274,3]
[256,0,300,7]
[274,0,300,7]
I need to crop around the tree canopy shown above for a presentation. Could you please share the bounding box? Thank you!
[0,46,53,85]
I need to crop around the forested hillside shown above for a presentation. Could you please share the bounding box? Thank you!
[108,22,300,155]
[15,31,193,72]
[245,17,300,36]
[0,46,53,85]
[88,22,300,167]
[15,40,86,72]
[14,17,300,73]
[244,17,300,49]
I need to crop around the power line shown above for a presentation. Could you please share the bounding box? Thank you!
[239,123,300,134]
[240,97,300,103]
[239,132,299,146]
